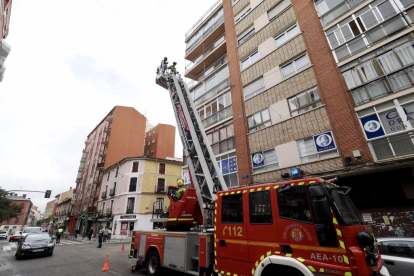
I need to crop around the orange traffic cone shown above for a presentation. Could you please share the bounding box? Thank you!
[121,244,125,251]
[102,255,110,271]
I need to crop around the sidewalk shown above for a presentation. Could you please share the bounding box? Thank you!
[62,236,131,244]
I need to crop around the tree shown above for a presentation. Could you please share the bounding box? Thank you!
[0,187,23,222]
[36,215,51,227]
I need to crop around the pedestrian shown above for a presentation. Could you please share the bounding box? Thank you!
[97,227,104,248]
[56,227,63,243]
[88,227,93,240]
[103,227,108,242]
[107,228,112,241]
[75,229,79,239]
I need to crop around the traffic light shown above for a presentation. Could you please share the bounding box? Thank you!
[45,190,52,198]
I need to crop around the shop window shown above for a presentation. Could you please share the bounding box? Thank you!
[277,185,312,223]
[249,191,272,224]
[132,161,139,173]
[221,194,243,223]
[129,177,137,192]
[288,87,322,116]
[159,163,166,174]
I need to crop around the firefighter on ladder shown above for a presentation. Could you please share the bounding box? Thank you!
[160,57,168,73]
[168,62,179,75]
[172,178,186,201]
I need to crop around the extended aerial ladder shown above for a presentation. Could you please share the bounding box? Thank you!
[155,62,228,229]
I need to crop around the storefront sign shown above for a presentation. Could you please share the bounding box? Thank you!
[360,114,385,139]
[362,213,373,222]
[313,131,336,152]
[251,152,265,168]
[120,215,136,219]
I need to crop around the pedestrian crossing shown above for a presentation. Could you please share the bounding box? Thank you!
[2,242,17,251]
[55,240,83,246]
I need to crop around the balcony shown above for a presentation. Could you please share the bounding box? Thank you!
[0,39,11,60]
[185,34,227,79]
[97,210,103,217]
[126,208,134,214]
[201,105,232,129]
[105,115,114,123]
[188,54,227,89]
[84,139,90,145]
[90,190,99,198]
[105,208,112,216]
[101,191,107,199]
[109,188,115,196]
[97,162,105,171]
[317,0,367,27]
[93,175,103,184]
[103,126,112,134]
[370,131,414,161]
[102,137,110,146]
[87,206,97,213]
[78,163,85,172]
[194,78,230,106]
[99,149,107,158]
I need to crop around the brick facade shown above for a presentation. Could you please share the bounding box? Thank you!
[291,0,373,164]
[223,0,252,186]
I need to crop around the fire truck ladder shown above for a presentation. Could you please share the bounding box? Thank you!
[156,65,228,228]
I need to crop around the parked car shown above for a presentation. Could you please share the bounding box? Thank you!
[0,231,8,239]
[15,233,54,259]
[21,227,42,239]
[377,237,414,276]
[9,231,22,242]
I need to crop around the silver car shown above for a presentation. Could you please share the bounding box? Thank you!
[0,231,7,239]
[377,237,414,276]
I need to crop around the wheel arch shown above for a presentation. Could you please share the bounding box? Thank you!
[145,245,162,264]
[255,255,314,276]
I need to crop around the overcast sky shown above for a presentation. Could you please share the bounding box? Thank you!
[0,0,217,213]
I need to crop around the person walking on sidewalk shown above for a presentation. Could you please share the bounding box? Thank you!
[103,227,108,242]
[97,227,104,248]
[88,227,93,240]
[107,228,112,241]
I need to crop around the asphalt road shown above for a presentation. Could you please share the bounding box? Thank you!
[0,238,186,276]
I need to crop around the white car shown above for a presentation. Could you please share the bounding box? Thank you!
[21,227,42,239]
[377,237,414,276]
[0,231,7,239]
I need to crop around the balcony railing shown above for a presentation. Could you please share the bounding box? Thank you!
[186,34,226,73]
[93,175,103,184]
[84,139,90,145]
[102,137,110,146]
[186,12,224,55]
[103,126,112,134]
[126,208,134,214]
[97,210,103,217]
[99,149,107,157]
[370,131,414,161]
[105,115,114,123]
[211,136,235,155]
[101,191,107,199]
[334,14,408,62]
[87,206,97,213]
[109,188,115,196]
[188,54,227,89]
[105,208,112,216]
[97,162,105,170]
[90,190,99,198]
[318,0,367,27]
[194,78,230,106]
[201,105,232,128]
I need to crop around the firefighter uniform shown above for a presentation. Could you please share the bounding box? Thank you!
[175,179,186,200]
[168,62,178,74]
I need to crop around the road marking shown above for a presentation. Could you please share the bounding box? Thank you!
[3,246,11,251]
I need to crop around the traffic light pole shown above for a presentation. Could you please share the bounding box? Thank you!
[7,189,52,198]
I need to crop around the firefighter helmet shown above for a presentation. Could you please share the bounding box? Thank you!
[177,178,184,186]
[173,62,177,65]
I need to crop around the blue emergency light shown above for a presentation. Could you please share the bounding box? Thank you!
[291,168,303,179]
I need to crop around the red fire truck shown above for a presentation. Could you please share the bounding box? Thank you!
[128,64,391,276]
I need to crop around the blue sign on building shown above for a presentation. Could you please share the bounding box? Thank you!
[313,131,336,153]
[360,114,385,139]
[251,152,265,168]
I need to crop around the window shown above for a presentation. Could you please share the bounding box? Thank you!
[132,161,139,173]
[243,77,265,100]
[221,194,243,223]
[151,148,154,153]
[129,177,137,192]
[216,153,239,187]
[14,218,19,224]
[198,92,232,128]
[126,198,135,213]
[275,23,300,48]
[235,5,251,24]
[157,178,166,193]
[297,136,338,163]
[395,41,414,66]
[115,167,119,178]
[252,149,279,174]
[241,50,260,70]
[288,87,322,116]
[247,109,271,133]
[152,139,155,143]
[277,185,312,223]
[206,121,235,155]
[159,163,166,174]
[281,54,310,79]
[238,27,255,45]
[233,0,240,5]
[268,0,292,21]
[107,172,111,182]
[249,191,272,224]
[378,240,414,258]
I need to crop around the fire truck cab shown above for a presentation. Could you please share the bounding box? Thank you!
[129,178,390,276]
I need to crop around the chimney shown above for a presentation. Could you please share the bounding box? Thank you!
[23,194,26,198]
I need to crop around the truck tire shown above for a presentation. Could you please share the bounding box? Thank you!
[146,251,161,276]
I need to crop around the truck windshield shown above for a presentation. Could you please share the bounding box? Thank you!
[329,189,364,225]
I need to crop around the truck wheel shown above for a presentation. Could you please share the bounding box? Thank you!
[146,251,161,276]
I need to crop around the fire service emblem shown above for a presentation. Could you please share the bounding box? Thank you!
[290,228,303,241]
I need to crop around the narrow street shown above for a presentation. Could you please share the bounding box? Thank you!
[0,239,185,276]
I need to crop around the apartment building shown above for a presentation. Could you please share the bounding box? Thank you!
[184,0,414,236]
[43,200,55,219]
[0,194,33,233]
[96,157,182,235]
[144,123,176,159]
[71,106,147,236]
[0,0,12,83]
[54,199,72,232]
